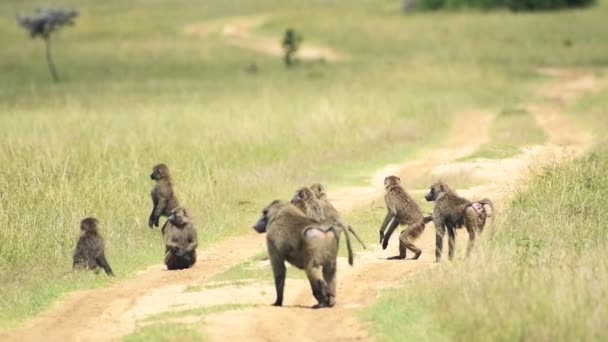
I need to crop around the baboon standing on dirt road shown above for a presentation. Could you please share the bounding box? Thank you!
[73,217,114,276]
[149,163,179,228]
[379,176,431,260]
[252,200,354,309]
[425,181,495,262]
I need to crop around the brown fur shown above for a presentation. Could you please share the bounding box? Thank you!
[291,187,325,221]
[149,163,179,228]
[73,217,114,276]
[252,200,354,309]
[309,183,366,249]
[379,176,429,260]
[163,207,198,270]
[425,181,495,262]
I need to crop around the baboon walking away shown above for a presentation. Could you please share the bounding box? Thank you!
[425,181,495,262]
[73,217,114,276]
[253,200,354,309]
[379,176,431,260]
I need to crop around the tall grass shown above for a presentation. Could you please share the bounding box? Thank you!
[364,142,608,341]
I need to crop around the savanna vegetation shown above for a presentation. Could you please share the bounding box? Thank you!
[0,0,606,338]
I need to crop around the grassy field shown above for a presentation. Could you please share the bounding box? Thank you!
[0,0,607,333]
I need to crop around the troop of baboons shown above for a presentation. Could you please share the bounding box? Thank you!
[71,163,493,309]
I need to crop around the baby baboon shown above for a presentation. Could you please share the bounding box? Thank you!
[291,187,325,221]
[379,176,430,260]
[73,217,114,276]
[425,181,495,262]
[149,163,179,228]
[163,207,198,270]
[252,200,354,309]
[309,183,366,250]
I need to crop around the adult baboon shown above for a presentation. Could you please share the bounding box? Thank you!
[291,187,324,221]
[252,200,354,309]
[425,181,495,262]
[379,176,431,260]
[309,183,367,250]
[149,163,179,228]
[73,217,114,276]
[163,207,198,270]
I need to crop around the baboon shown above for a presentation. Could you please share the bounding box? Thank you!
[73,217,114,276]
[291,187,324,221]
[309,183,367,250]
[379,176,431,260]
[425,181,495,262]
[149,163,179,228]
[252,200,354,309]
[163,207,198,270]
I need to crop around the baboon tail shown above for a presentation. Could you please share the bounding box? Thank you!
[348,225,367,250]
[478,198,495,229]
[338,224,354,266]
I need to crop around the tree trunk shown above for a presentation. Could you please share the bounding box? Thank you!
[45,38,59,82]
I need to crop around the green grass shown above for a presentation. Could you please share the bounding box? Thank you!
[466,107,547,159]
[364,144,608,340]
[1,0,608,331]
[123,323,205,342]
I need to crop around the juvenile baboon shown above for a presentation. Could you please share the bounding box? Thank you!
[73,217,114,276]
[163,207,198,270]
[291,187,325,221]
[379,176,431,260]
[149,163,179,228]
[309,183,367,250]
[425,181,495,262]
[252,200,354,309]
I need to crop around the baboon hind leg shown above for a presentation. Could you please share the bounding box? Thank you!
[388,230,407,260]
[435,222,446,262]
[465,207,479,257]
[306,266,331,309]
[322,261,337,307]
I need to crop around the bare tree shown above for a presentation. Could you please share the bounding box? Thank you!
[17,8,78,82]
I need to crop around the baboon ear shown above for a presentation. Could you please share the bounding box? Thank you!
[439,184,445,192]
[183,208,190,217]
[396,177,401,182]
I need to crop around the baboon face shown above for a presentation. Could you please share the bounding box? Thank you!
[309,183,326,199]
[150,164,169,181]
[292,187,315,204]
[80,217,99,234]
[384,175,401,189]
[425,182,448,202]
[168,207,190,226]
[253,200,283,233]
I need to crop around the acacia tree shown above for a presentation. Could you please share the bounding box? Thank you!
[17,8,78,82]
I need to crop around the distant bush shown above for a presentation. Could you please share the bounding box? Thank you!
[410,0,594,11]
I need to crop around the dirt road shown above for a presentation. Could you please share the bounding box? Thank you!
[0,69,601,342]
[184,15,347,62]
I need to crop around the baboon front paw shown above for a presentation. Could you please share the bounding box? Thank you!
[272,301,283,307]
[387,256,406,260]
